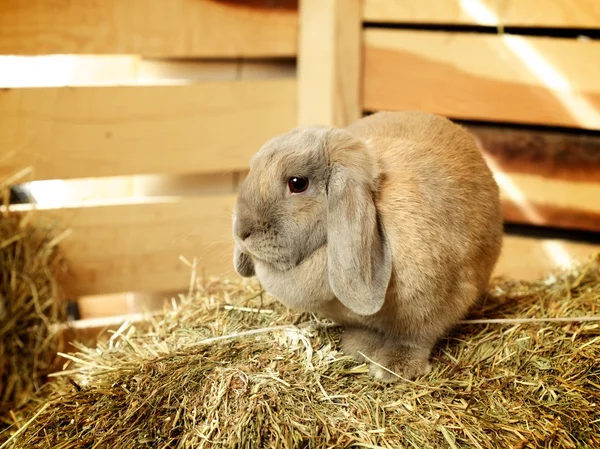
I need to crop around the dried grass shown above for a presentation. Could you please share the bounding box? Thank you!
[0,181,69,418]
[1,255,599,449]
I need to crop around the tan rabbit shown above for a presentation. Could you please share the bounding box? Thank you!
[232,110,503,381]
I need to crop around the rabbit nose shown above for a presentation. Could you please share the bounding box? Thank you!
[235,219,253,241]
[233,209,252,241]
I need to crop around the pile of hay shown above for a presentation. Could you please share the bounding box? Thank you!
[1,255,599,448]
[0,186,69,423]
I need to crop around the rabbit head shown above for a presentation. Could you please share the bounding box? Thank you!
[233,126,392,316]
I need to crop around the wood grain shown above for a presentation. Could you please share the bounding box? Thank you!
[0,0,298,57]
[77,290,181,320]
[364,0,600,28]
[495,235,599,282]
[467,124,600,232]
[501,201,600,233]
[298,0,362,127]
[496,172,600,231]
[0,79,296,181]
[363,30,600,130]
[469,124,600,182]
[34,194,239,298]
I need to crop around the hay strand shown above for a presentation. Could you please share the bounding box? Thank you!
[0,179,68,419]
[0,404,49,449]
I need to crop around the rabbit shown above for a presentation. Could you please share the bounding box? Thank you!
[232,110,503,382]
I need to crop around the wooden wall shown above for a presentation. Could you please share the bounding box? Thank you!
[361,0,600,277]
[1,0,599,324]
[0,1,299,317]
[361,0,600,236]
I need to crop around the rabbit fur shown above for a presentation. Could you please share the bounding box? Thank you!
[232,110,503,381]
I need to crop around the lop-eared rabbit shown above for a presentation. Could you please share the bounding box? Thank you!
[232,111,503,381]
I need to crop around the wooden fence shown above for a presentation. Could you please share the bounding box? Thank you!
[1,0,599,324]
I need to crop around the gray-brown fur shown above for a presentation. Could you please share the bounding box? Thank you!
[233,111,503,382]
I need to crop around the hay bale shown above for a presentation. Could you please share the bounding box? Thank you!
[1,256,599,448]
[0,201,69,420]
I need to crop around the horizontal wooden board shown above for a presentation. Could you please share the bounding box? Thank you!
[364,0,600,28]
[0,79,296,181]
[495,235,599,282]
[363,30,600,130]
[77,291,179,320]
[66,233,600,320]
[33,195,239,298]
[468,124,600,232]
[138,59,297,84]
[0,0,298,57]
[498,174,600,232]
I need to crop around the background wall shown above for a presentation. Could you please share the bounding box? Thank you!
[1,0,599,322]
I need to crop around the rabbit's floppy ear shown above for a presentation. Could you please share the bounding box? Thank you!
[234,243,255,277]
[325,129,392,316]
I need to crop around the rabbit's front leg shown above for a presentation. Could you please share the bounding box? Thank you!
[341,327,433,382]
[339,327,386,364]
[369,339,433,382]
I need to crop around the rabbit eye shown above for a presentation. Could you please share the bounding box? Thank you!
[288,177,309,194]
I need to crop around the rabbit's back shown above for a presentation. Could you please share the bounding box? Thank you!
[347,111,502,271]
[344,111,503,336]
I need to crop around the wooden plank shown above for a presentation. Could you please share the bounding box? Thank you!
[364,0,600,28]
[65,231,600,322]
[495,235,600,282]
[0,0,298,57]
[33,195,239,298]
[132,173,237,198]
[498,174,600,232]
[0,79,297,181]
[468,124,600,232]
[363,30,600,130]
[139,59,297,84]
[58,312,160,348]
[298,0,362,127]
[77,291,179,320]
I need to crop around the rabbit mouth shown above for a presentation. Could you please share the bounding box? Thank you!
[239,231,326,272]
[238,240,291,268]
[244,246,306,273]
[249,253,296,273]
[252,250,296,271]
[255,243,326,273]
